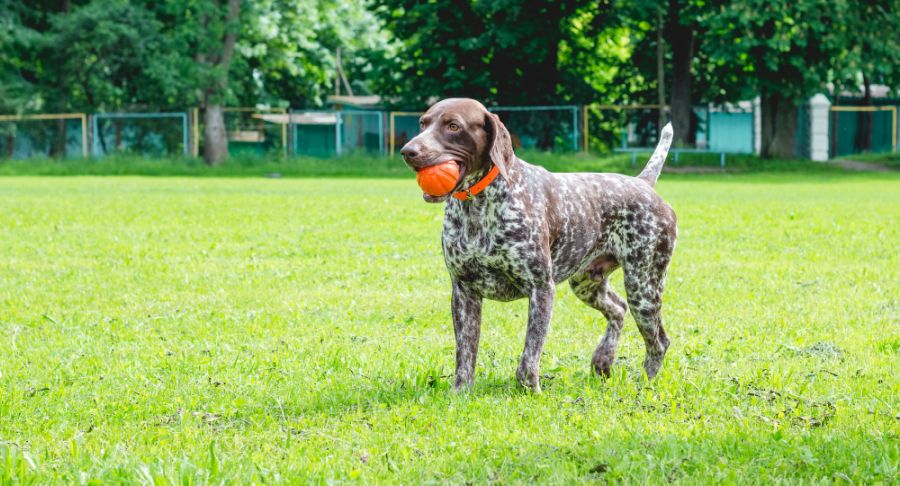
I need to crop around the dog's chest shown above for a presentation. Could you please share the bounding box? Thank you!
[441,199,534,300]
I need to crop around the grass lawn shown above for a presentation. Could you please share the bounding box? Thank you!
[0,149,870,178]
[0,170,898,482]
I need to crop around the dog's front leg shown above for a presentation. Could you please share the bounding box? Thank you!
[516,285,554,393]
[451,282,482,390]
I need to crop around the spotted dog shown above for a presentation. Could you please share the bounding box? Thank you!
[400,98,676,392]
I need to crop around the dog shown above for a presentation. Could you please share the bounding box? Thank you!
[400,98,676,392]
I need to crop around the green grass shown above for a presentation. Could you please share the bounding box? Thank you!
[0,149,868,179]
[1,171,898,483]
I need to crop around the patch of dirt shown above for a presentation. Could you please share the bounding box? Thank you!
[833,160,896,172]
[662,166,728,174]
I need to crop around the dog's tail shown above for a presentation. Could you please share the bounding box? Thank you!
[637,122,673,188]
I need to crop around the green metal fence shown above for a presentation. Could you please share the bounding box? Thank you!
[0,113,88,159]
[829,105,898,157]
[92,112,188,157]
[9,100,894,161]
[490,105,580,152]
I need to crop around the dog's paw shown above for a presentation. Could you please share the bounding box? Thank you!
[592,348,616,378]
[515,364,542,394]
[642,355,665,380]
[452,377,474,392]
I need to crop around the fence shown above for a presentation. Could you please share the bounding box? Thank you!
[388,111,422,158]
[0,113,88,159]
[492,105,580,152]
[388,106,581,157]
[2,99,897,161]
[829,105,898,157]
[587,105,667,153]
[93,112,188,157]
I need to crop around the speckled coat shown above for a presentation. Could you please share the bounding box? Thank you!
[401,99,676,392]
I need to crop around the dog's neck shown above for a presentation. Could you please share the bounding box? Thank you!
[459,156,520,193]
[458,166,492,191]
[448,157,522,214]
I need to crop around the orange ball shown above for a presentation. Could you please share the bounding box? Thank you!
[416,161,460,196]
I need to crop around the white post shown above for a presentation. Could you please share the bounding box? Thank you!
[752,96,761,155]
[809,93,831,161]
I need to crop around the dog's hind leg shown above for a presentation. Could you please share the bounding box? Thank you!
[622,234,675,379]
[569,257,628,377]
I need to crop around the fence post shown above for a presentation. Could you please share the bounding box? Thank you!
[85,115,93,158]
[91,114,99,157]
[582,105,589,152]
[752,96,761,155]
[571,106,578,151]
[181,113,189,156]
[335,110,342,156]
[809,94,831,161]
[288,109,295,157]
[389,112,395,158]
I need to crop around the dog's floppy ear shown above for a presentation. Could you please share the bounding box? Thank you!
[484,112,513,180]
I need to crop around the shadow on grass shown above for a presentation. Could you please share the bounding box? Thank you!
[287,372,549,418]
[286,363,652,418]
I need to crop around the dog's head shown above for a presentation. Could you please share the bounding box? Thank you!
[400,98,514,203]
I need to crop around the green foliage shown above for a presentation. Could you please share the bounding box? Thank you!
[703,0,848,103]
[236,0,396,107]
[143,0,247,106]
[558,2,636,103]
[0,1,40,112]
[1,0,898,159]
[0,0,395,113]
[38,0,174,111]
[373,0,600,107]
[0,174,897,482]
[831,0,900,94]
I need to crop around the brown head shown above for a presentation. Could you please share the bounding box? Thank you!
[400,98,514,203]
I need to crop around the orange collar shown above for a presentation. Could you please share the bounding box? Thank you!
[452,165,500,201]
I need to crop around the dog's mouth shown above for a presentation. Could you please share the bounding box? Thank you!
[422,193,448,203]
[416,161,466,204]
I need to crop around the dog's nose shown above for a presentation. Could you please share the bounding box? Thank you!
[400,144,419,160]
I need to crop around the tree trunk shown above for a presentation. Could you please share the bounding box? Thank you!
[199,0,240,165]
[203,104,228,165]
[50,0,71,158]
[760,90,798,159]
[854,73,872,153]
[50,119,67,158]
[656,10,666,132]
[667,0,694,146]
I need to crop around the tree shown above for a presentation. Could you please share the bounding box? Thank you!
[372,0,492,107]
[0,0,37,113]
[832,0,900,152]
[664,0,698,146]
[150,0,392,162]
[145,0,243,165]
[705,0,847,158]
[2,0,176,156]
[39,1,171,112]
[557,0,627,104]
[235,0,395,108]
[611,0,737,146]
[373,0,600,107]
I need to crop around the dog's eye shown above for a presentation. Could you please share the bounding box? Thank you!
[419,121,426,130]
[447,123,460,132]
